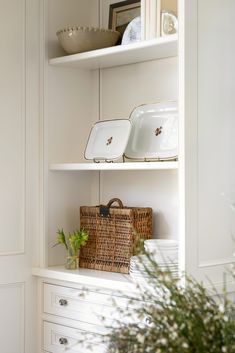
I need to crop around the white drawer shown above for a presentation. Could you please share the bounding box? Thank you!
[44,283,128,325]
[44,321,106,353]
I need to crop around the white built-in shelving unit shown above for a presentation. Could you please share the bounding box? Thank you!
[32,1,235,353]
[38,0,180,275]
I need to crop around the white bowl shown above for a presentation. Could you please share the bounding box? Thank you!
[56,26,120,54]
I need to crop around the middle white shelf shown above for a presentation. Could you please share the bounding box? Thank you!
[49,161,178,171]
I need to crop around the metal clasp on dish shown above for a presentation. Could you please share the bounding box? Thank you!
[123,155,178,162]
[93,158,114,163]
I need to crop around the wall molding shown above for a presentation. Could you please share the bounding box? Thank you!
[0,282,25,353]
[199,257,235,269]
[0,0,27,256]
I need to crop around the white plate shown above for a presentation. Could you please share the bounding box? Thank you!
[125,101,178,160]
[122,16,141,45]
[85,119,131,161]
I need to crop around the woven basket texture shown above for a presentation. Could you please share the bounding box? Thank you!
[80,199,152,274]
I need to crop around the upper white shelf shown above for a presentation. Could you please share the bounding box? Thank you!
[49,35,178,70]
[49,161,178,171]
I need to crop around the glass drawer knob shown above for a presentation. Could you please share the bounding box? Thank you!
[59,299,68,306]
[145,316,152,325]
[59,337,68,345]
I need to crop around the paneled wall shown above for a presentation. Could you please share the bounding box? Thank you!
[0,284,24,352]
[181,0,235,288]
[0,0,26,255]
[0,0,40,352]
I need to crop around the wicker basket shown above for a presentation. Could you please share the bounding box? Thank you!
[80,198,152,274]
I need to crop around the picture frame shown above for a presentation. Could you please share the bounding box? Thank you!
[108,0,141,39]
[108,0,176,42]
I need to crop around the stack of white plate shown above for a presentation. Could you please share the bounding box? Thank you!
[130,239,179,282]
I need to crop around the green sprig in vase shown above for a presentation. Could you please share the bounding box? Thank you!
[53,228,88,270]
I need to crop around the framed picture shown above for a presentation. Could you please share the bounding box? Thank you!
[109,0,141,38]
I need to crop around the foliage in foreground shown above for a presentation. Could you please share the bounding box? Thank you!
[102,253,235,353]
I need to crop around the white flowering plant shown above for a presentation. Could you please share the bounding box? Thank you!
[101,252,235,353]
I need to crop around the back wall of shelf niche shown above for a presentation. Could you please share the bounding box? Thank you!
[45,0,179,267]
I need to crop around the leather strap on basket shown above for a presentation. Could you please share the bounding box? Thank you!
[99,198,124,218]
[107,198,124,209]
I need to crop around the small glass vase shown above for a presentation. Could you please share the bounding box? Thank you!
[65,254,79,270]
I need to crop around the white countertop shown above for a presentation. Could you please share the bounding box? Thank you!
[32,266,136,291]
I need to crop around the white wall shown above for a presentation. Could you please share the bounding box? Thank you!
[99,57,178,239]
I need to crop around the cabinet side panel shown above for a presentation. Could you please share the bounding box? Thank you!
[182,0,235,289]
[44,0,99,266]
[197,0,235,266]
[46,0,99,163]
[47,68,94,163]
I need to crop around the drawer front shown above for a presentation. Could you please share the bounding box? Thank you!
[44,283,128,325]
[44,321,106,353]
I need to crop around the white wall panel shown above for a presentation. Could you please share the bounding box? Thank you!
[181,0,235,288]
[0,0,26,254]
[47,68,94,163]
[0,283,24,353]
[46,0,99,164]
[197,0,235,266]
[48,172,94,266]
[100,58,178,240]
[45,0,100,266]
[100,170,178,238]
[101,57,178,120]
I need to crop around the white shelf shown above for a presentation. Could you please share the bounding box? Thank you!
[32,266,134,291]
[49,35,178,70]
[49,161,178,171]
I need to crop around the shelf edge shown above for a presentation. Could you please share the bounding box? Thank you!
[49,161,179,171]
[49,36,178,69]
